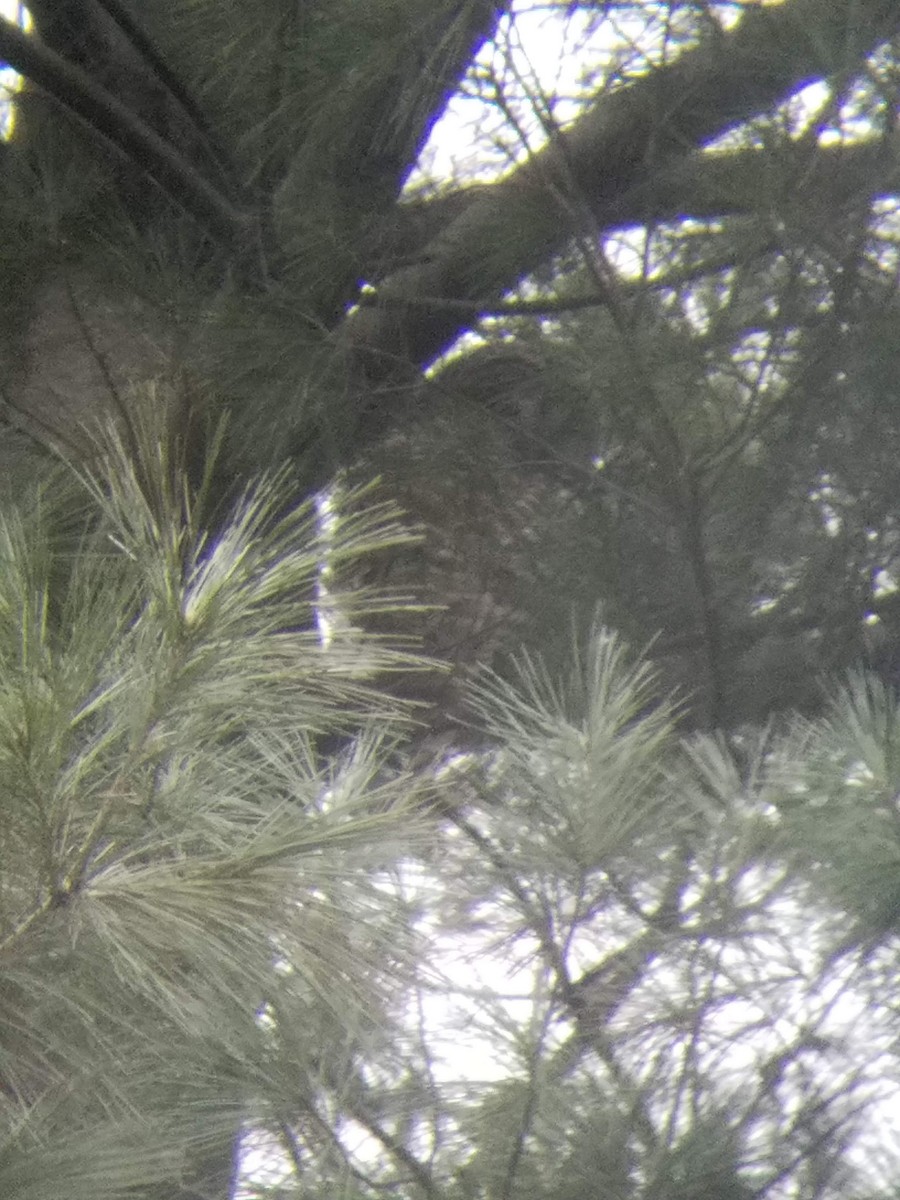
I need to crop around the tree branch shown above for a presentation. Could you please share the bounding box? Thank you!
[384,131,900,275]
[345,0,900,378]
[0,16,249,248]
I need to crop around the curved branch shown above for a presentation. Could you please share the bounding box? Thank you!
[0,16,249,248]
[385,131,900,276]
[338,0,510,200]
[345,0,900,379]
[614,133,900,226]
[90,0,219,142]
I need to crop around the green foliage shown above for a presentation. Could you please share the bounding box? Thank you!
[0,392,430,1197]
[465,628,687,874]
[7,1,900,1197]
[772,674,900,938]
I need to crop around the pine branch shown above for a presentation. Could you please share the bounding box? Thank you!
[344,0,900,380]
[0,16,250,249]
[90,0,220,147]
[388,129,897,271]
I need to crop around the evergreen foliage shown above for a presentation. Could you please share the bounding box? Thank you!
[2,1,900,1196]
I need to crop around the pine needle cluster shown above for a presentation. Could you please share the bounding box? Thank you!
[0,391,429,1197]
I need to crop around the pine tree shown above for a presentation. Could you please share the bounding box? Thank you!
[5,0,900,726]
[3,3,900,1197]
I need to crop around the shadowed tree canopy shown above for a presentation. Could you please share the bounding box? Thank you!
[4,0,900,729]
